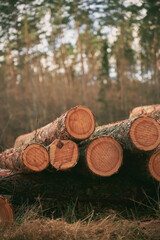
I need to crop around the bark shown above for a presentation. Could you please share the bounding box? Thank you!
[0,170,148,203]
[0,195,14,223]
[14,106,95,147]
[49,139,79,170]
[129,104,160,121]
[0,143,49,172]
[78,136,123,177]
[92,116,160,152]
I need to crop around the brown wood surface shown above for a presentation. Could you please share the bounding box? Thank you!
[79,136,123,177]
[49,139,79,170]
[0,195,14,223]
[148,147,160,181]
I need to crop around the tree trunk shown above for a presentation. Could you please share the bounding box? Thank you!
[0,195,14,223]
[74,1,87,105]
[78,136,123,177]
[93,116,160,152]
[129,105,160,120]
[0,143,49,172]
[14,106,95,147]
[49,139,79,170]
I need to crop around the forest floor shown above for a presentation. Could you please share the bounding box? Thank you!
[0,196,160,240]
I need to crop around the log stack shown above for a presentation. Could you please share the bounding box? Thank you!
[0,104,160,214]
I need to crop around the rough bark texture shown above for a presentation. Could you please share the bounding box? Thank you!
[92,116,160,152]
[129,104,160,121]
[0,170,155,203]
[0,143,49,172]
[49,139,79,170]
[78,136,123,177]
[14,106,95,148]
[0,195,14,223]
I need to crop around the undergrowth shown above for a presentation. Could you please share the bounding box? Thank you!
[0,205,148,240]
[1,186,160,240]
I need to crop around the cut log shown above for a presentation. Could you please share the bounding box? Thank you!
[0,143,49,172]
[129,104,160,121]
[148,148,160,181]
[14,106,95,148]
[80,136,123,177]
[0,170,158,205]
[0,196,14,223]
[94,116,160,152]
[49,139,79,170]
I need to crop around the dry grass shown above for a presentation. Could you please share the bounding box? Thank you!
[0,206,147,240]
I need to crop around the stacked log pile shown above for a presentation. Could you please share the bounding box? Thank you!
[0,104,160,221]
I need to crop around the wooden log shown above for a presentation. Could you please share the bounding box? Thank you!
[0,195,14,223]
[129,104,160,121]
[49,139,79,170]
[148,147,160,181]
[0,143,49,172]
[79,136,123,177]
[93,116,160,152]
[14,106,95,148]
[0,171,139,202]
[0,170,157,205]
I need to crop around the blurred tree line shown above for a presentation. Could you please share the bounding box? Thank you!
[0,0,159,150]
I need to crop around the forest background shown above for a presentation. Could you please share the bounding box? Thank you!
[0,0,159,150]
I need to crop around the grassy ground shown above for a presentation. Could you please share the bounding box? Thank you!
[1,194,160,240]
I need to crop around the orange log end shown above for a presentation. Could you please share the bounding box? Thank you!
[130,117,160,151]
[148,150,160,181]
[49,139,79,170]
[65,106,95,140]
[86,136,123,177]
[22,143,49,171]
[0,196,14,224]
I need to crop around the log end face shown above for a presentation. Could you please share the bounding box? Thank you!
[130,117,160,151]
[148,150,160,181]
[86,136,123,177]
[49,139,79,170]
[0,196,14,224]
[65,106,95,140]
[23,144,49,172]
